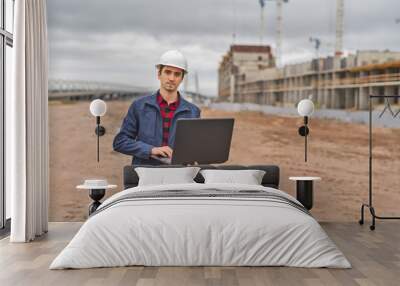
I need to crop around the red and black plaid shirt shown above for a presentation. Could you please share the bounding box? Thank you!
[157,93,180,146]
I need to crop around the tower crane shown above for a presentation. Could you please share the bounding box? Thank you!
[258,0,289,67]
[335,0,344,57]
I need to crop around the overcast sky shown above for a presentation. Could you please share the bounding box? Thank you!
[47,0,400,96]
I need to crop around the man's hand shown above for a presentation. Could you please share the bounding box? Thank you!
[151,146,173,158]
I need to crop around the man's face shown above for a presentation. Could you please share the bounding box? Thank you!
[158,66,184,92]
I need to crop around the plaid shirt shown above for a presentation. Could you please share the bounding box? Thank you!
[157,93,180,146]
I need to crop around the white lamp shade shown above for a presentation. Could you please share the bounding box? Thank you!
[297,99,314,116]
[90,99,107,117]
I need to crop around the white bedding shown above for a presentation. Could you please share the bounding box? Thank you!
[50,183,351,269]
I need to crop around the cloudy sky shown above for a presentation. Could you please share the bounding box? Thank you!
[47,0,400,96]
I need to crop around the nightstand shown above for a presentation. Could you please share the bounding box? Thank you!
[289,176,321,210]
[77,180,117,215]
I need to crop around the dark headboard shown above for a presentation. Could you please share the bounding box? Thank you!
[123,164,280,189]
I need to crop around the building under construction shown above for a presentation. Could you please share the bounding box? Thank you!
[218,45,400,110]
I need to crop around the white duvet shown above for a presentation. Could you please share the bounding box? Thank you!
[50,183,351,269]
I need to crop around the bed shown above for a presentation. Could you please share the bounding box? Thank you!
[50,165,350,269]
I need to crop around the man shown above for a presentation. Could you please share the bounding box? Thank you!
[113,50,201,165]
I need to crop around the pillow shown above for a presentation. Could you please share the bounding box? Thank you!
[135,167,201,186]
[200,169,266,185]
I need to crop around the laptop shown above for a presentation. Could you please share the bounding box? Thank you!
[151,118,234,165]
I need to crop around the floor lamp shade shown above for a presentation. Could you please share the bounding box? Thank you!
[90,99,107,117]
[297,99,314,117]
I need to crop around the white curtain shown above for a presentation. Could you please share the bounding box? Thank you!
[8,0,49,242]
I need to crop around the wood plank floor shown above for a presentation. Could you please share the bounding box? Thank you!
[0,222,399,286]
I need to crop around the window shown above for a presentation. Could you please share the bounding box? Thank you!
[1,0,14,233]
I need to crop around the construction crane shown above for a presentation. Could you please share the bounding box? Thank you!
[184,71,200,96]
[231,0,237,44]
[309,37,321,60]
[194,71,200,96]
[309,36,335,60]
[258,0,266,45]
[258,0,289,67]
[335,0,344,57]
[275,0,289,67]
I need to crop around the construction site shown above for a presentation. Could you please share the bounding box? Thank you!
[218,0,400,110]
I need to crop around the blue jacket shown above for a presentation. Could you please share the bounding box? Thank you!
[113,91,201,165]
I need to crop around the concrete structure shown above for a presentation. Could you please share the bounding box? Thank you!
[218,45,275,102]
[218,48,400,110]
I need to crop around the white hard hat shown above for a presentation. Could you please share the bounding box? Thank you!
[156,50,188,74]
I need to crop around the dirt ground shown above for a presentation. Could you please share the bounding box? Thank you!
[49,99,400,222]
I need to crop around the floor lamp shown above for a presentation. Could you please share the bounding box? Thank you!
[89,99,107,162]
[297,99,314,162]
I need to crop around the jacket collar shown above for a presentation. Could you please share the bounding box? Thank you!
[145,90,190,113]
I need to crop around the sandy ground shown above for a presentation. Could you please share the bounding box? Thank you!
[49,99,400,222]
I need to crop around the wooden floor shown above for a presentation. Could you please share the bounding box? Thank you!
[0,222,399,286]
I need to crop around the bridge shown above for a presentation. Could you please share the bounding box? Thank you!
[48,79,151,101]
[48,79,212,104]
